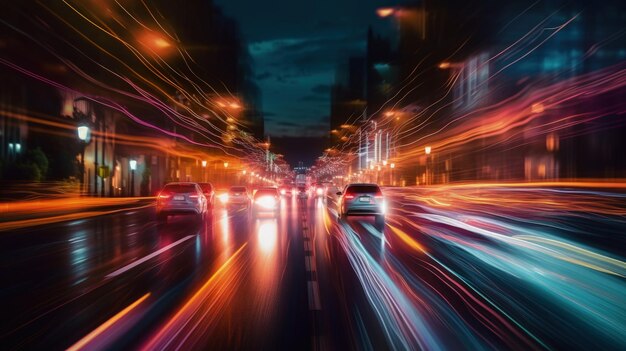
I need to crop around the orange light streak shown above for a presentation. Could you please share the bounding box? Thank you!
[67,292,151,351]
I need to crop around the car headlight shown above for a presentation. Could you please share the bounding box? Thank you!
[280,189,286,195]
[218,193,229,204]
[255,196,277,209]
[316,188,324,196]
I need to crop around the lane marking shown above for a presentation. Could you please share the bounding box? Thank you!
[307,281,322,310]
[105,235,195,278]
[67,292,151,351]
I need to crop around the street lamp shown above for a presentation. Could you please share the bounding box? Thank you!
[223,162,229,168]
[202,160,207,182]
[129,159,137,197]
[424,146,432,185]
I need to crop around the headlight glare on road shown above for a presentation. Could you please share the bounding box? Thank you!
[255,196,277,209]
[218,193,229,204]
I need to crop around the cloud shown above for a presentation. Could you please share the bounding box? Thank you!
[311,84,331,94]
[256,71,272,80]
[300,95,327,102]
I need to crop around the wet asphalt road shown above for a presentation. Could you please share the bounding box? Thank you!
[1,187,625,350]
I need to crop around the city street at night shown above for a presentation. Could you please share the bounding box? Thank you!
[1,1,626,350]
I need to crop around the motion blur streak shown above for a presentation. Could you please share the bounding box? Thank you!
[0,199,154,231]
[67,292,151,351]
[142,243,248,350]
[334,220,445,350]
[384,185,626,348]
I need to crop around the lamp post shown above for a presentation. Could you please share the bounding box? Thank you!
[202,160,207,182]
[425,146,432,185]
[129,159,137,197]
[76,125,90,194]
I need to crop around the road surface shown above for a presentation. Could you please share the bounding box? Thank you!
[1,185,625,350]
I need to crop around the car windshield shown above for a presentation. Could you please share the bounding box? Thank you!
[346,185,380,194]
[163,184,197,193]
[229,187,247,193]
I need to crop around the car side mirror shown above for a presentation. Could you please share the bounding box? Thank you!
[336,192,342,196]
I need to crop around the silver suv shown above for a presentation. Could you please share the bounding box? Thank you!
[156,182,208,223]
[336,183,385,228]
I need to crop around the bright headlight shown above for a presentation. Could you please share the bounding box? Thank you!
[255,196,277,209]
[218,193,229,204]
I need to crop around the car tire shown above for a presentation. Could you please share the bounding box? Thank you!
[375,215,385,229]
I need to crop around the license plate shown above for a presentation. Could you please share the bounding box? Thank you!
[173,195,185,201]
[359,196,370,202]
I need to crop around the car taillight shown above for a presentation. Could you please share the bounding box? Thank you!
[189,194,199,199]
[344,194,355,199]
[158,193,170,199]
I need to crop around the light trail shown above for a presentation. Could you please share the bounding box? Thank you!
[67,292,151,351]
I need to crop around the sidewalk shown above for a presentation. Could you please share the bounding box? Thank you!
[0,197,155,231]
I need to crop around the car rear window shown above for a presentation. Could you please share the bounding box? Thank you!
[255,189,278,197]
[229,186,247,193]
[163,184,197,193]
[199,183,212,192]
[346,185,380,194]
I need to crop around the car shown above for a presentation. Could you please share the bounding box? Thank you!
[279,185,293,197]
[197,182,215,208]
[227,186,251,210]
[156,182,208,223]
[313,184,325,198]
[252,187,280,217]
[296,186,308,198]
[336,183,386,228]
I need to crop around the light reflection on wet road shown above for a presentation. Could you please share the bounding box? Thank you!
[1,185,625,350]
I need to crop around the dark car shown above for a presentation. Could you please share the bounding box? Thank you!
[227,186,251,210]
[337,183,386,228]
[197,182,215,208]
[156,182,208,223]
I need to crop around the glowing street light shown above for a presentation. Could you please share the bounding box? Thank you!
[129,159,137,197]
[377,7,395,17]
[223,162,229,168]
[425,146,432,155]
[77,126,90,141]
[201,160,207,168]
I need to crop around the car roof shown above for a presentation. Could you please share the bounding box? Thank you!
[346,183,379,187]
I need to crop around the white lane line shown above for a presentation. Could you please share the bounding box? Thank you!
[105,235,195,278]
[307,281,322,310]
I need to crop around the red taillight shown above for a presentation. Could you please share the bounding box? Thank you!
[344,194,355,199]
[189,194,200,199]
[158,193,170,199]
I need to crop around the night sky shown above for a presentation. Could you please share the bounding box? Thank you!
[215,0,392,138]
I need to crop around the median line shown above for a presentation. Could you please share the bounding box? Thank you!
[301,210,321,311]
[105,235,195,278]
